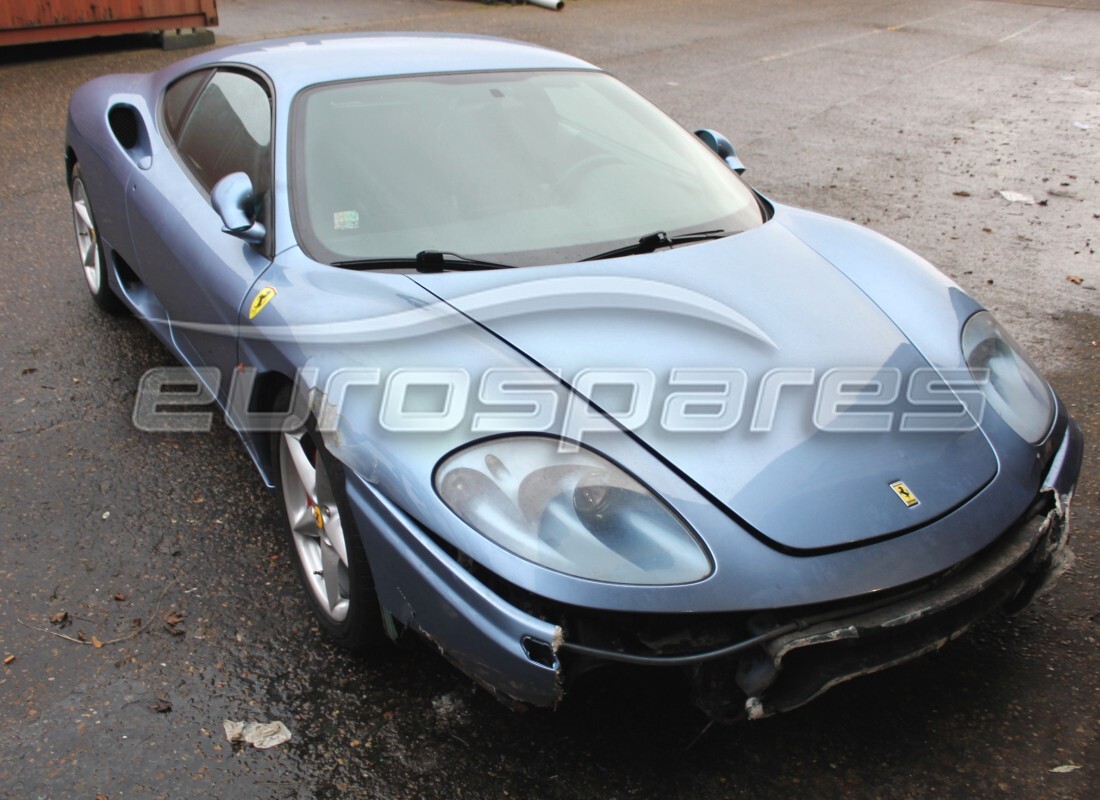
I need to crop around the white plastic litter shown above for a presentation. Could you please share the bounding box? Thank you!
[998,190,1036,205]
[223,719,292,749]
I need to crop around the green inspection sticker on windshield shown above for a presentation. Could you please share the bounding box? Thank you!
[333,210,360,231]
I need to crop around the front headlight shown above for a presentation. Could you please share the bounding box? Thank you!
[962,311,1054,443]
[434,436,712,585]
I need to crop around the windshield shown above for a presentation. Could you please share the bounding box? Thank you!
[291,70,763,267]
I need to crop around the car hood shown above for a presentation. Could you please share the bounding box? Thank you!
[411,213,998,552]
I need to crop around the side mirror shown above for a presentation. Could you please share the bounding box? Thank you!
[694,129,746,174]
[211,172,266,245]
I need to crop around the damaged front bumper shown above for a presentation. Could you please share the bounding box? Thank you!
[344,419,1081,720]
[728,418,1081,720]
[735,485,1073,719]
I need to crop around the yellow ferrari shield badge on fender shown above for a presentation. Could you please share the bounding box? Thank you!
[890,480,920,508]
[249,286,277,319]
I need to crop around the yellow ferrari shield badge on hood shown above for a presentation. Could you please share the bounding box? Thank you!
[890,480,920,508]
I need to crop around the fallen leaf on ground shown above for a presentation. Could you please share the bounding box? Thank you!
[1050,764,1082,773]
[1067,275,1084,284]
[49,611,70,627]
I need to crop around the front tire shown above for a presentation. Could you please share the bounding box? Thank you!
[272,389,386,652]
[70,162,124,314]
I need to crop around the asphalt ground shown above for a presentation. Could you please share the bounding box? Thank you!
[0,1,1097,798]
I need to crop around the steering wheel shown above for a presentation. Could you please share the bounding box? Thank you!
[557,153,623,196]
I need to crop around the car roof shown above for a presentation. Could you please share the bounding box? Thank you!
[161,32,599,89]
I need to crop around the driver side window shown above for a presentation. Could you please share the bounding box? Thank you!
[167,69,272,198]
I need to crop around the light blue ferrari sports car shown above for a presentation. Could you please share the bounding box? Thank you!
[66,33,1082,720]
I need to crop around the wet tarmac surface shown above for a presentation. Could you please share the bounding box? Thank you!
[0,1,1097,798]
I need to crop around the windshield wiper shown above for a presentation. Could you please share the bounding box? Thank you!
[413,250,512,272]
[330,250,513,272]
[581,229,727,262]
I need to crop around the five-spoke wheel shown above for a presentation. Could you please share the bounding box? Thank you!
[273,390,385,651]
[70,163,123,313]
